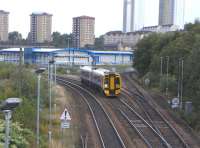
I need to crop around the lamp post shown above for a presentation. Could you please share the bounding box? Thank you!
[67,37,71,49]
[166,56,169,97]
[67,37,71,66]
[48,59,54,146]
[54,62,57,84]
[35,68,46,148]
[0,98,22,148]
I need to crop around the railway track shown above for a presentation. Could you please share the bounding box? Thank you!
[57,77,126,148]
[58,76,170,148]
[56,75,189,148]
[103,93,171,148]
[122,75,189,148]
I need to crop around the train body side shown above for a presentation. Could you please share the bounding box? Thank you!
[80,66,121,97]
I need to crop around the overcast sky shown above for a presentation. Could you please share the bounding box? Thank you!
[0,0,199,38]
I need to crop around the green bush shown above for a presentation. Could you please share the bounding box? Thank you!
[0,120,34,148]
[0,63,48,146]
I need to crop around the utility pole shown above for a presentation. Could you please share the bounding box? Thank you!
[54,63,57,84]
[160,57,163,90]
[18,48,23,96]
[166,56,169,97]
[36,74,41,148]
[49,63,53,146]
[4,110,11,148]
[48,59,54,147]
[180,59,184,110]
[1,98,22,148]
[67,37,70,49]
[35,68,45,148]
[177,59,181,100]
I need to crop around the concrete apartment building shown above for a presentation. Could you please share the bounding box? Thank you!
[141,24,179,33]
[159,0,175,25]
[72,16,95,48]
[0,10,9,42]
[30,12,52,43]
[103,31,149,50]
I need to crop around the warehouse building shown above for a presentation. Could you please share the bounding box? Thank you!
[0,48,133,66]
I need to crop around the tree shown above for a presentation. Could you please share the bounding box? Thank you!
[51,32,73,48]
[52,32,61,47]
[133,22,200,132]
[94,36,104,50]
[8,31,22,45]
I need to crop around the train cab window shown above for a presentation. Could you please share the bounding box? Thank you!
[115,77,120,84]
[115,77,120,88]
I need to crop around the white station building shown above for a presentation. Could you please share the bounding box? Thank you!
[0,48,133,66]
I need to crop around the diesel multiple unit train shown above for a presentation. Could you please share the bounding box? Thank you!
[80,66,122,97]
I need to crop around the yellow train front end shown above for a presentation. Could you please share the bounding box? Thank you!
[103,73,122,97]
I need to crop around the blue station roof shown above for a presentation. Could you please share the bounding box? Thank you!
[88,50,133,55]
[0,48,24,52]
[31,48,61,53]
[0,48,133,56]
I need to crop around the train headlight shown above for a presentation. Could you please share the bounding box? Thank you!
[104,84,108,88]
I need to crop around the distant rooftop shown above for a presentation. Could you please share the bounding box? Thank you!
[31,12,52,16]
[0,10,9,14]
[88,50,133,55]
[106,31,123,35]
[73,15,95,20]
[105,30,150,35]
[32,48,60,52]
[142,24,175,29]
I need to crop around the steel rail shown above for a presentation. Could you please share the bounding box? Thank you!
[121,90,163,136]
[58,79,106,148]
[57,77,127,148]
[80,135,85,148]
[119,110,153,148]
[120,98,172,148]
[122,78,189,148]
[57,76,168,147]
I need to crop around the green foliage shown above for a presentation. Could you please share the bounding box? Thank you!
[0,63,48,146]
[184,46,200,110]
[8,31,23,45]
[135,32,176,75]
[52,32,72,48]
[57,67,67,75]
[160,75,177,95]
[134,22,200,132]
[94,36,104,50]
[0,120,34,148]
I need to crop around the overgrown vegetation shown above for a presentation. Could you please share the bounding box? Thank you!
[0,63,48,147]
[0,120,34,148]
[134,21,200,133]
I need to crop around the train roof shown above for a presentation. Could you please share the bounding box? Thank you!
[80,66,110,76]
